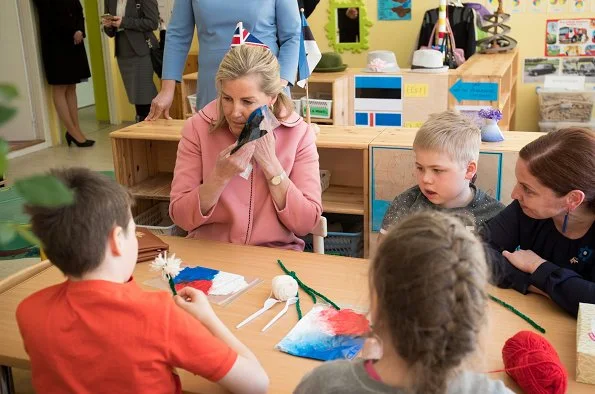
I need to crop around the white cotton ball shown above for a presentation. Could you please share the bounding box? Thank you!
[272,275,298,301]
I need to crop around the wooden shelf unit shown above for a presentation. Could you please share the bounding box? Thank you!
[290,71,349,126]
[181,72,198,119]
[448,48,519,130]
[170,51,198,120]
[111,122,381,256]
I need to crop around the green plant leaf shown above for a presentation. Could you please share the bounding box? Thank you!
[15,225,42,247]
[0,84,18,101]
[0,105,17,125]
[15,175,74,207]
[0,222,17,245]
[0,138,8,175]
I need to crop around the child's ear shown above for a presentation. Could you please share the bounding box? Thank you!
[465,160,477,181]
[108,226,124,257]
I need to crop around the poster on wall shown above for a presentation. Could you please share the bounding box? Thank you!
[545,19,595,57]
[548,0,569,13]
[504,0,526,13]
[523,58,561,83]
[527,0,548,13]
[378,0,411,21]
[561,58,595,83]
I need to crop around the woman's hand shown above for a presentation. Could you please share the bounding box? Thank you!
[253,132,282,178]
[146,81,176,120]
[101,17,112,27]
[111,16,123,28]
[213,142,256,182]
[502,249,546,274]
[73,31,84,45]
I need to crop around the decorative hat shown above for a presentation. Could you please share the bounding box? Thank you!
[363,50,400,73]
[410,49,448,73]
[230,22,269,49]
[313,52,348,73]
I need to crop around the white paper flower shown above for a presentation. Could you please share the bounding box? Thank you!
[150,251,183,281]
[368,58,388,72]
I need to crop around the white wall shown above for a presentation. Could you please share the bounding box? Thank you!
[0,0,37,141]
[76,0,95,108]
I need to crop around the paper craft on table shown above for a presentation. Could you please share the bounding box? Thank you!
[276,305,371,361]
[145,265,261,306]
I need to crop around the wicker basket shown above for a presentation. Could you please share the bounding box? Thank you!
[537,90,594,122]
[134,202,187,237]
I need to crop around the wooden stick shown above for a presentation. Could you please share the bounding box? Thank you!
[305,80,312,124]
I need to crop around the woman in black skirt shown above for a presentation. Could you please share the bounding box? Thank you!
[33,0,94,147]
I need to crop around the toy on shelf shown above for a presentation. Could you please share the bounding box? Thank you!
[477,0,517,53]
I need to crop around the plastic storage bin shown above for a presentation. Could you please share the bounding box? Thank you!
[539,121,595,133]
[301,97,332,119]
[187,94,197,114]
[301,214,363,258]
[537,89,594,122]
[134,202,187,237]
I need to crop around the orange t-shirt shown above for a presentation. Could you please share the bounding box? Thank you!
[16,278,237,394]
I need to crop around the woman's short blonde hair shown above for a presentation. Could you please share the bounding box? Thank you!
[211,45,294,131]
[413,110,481,165]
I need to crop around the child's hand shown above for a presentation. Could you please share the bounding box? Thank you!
[174,287,217,325]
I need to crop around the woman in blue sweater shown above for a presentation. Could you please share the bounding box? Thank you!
[481,128,595,316]
[146,0,300,119]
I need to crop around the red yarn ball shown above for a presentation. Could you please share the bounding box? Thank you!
[502,331,568,394]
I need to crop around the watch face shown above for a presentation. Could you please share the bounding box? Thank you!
[271,176,281,186]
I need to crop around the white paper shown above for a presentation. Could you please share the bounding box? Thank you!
[544,75,586,90]
[239,163,253,180]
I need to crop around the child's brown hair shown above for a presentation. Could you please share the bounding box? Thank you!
[25,168,133,277]
[371,210,488,393]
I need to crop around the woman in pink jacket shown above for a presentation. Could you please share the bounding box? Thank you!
[169,44,322,251]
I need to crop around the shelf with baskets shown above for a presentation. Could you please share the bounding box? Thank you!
[111,122,380,257]
[290,71,350,125]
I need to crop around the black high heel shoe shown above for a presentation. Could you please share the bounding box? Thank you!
[65,131,95,148]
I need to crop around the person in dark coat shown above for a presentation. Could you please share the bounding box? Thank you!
[33,0,94,147]
[300,0,320,18]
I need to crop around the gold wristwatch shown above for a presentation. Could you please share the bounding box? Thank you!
[270,170,287,186]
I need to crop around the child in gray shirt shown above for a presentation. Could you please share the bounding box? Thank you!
[294,211,513,394]
[380,111,504,236]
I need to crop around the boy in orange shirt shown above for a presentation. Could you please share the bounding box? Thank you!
[16,168,268,394]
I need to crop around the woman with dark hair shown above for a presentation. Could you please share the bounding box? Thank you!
[33,0,94,147]
[481,128,595,316]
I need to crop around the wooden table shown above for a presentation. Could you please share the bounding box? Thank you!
[0,237,591,393]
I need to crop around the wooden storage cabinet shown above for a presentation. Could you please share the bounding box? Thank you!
[170,51,198,120]
[290,71,349,125]
[448,48,519,131]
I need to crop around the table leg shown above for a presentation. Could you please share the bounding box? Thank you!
[0,366,15,394]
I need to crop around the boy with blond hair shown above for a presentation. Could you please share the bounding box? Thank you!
[16,168,268,394]
[380,110,504,236]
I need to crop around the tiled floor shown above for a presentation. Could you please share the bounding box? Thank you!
[4,106,131,394]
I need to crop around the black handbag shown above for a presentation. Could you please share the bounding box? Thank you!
[134,0,163,78]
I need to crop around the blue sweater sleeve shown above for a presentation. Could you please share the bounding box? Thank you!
[530,262,595,317]
[162,0,195,81]
[275,0,301,85]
